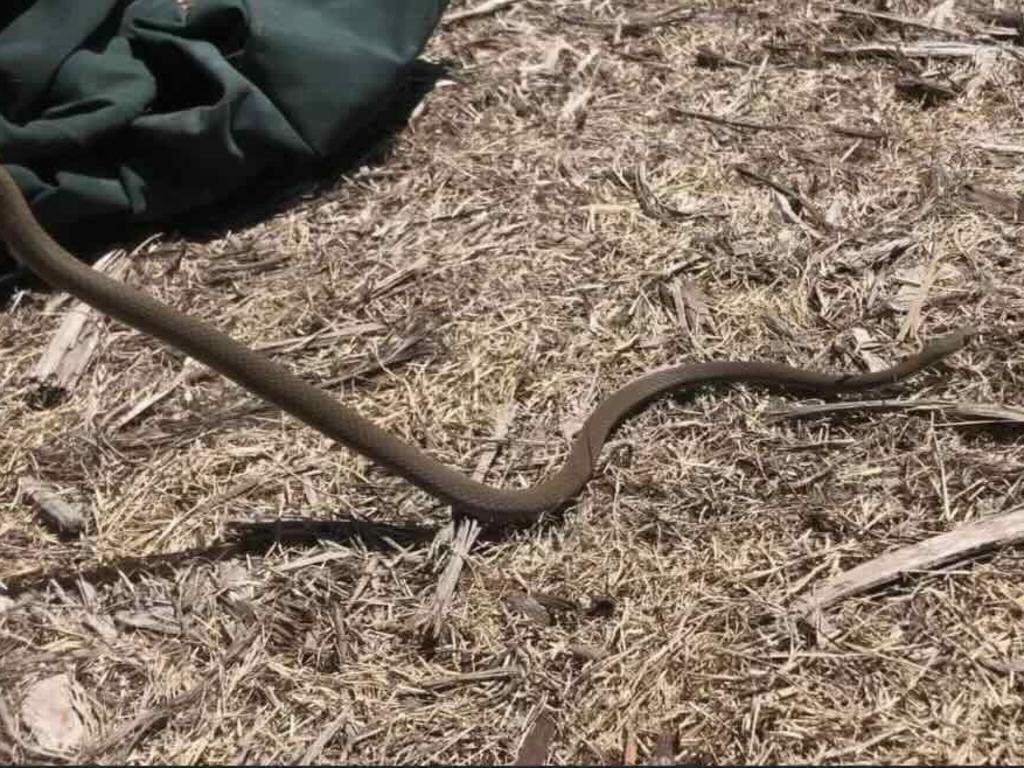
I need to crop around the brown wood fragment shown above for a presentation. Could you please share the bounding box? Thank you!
[421,518,481,640]
[567,643,608,662]
[507,592,552,626]
[631,162,721,223]
[650,728,678,765]
[151,473,267,548]
[203,251,289,285]
[829,123,887,141]
[978,656,1024,675]
[895,75,960,104]
[791,504,1024,621]
[515,710,556,765]
[694,46,747,69]
[531,591,578,614]
[555,7,695,34]
[19,476,85,535]
[104,360,206,432]
[360,255,429,301]
[113,606,182,636]
[20,673,89,754]
[833,4,970,37]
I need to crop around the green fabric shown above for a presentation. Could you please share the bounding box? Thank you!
[0,0,448,286]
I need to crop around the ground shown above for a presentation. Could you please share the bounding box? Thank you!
[3,0,1024,763]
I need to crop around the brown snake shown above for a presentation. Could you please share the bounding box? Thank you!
[0,165,976,526]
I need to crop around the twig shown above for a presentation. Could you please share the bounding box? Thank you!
[895,74,960,104]
[81,622,259,761]
[815,724,911,762]
[971,142,1024,155]
[694,46,749,69]
[631,162,722,223]
[444,0,520,24]
[669,107,802,133]
[361,256,430,301]
[832,4,970,38]
[829,123,887,141]
[419,666,521,690]
[733,164,830,230]
[769,399,1024,425]
[555,7,696,34]
[791,504,1024,621]
[151,473,269,549]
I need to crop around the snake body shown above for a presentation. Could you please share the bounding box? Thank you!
[0,166,975,525]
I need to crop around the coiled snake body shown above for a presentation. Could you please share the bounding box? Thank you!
[0,166,974,526]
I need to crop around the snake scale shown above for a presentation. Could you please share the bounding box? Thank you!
[0,165,975,525]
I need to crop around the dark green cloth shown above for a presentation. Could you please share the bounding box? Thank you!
[0,0,447,287]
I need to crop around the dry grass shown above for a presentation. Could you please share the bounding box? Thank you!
[3,0,1024,762]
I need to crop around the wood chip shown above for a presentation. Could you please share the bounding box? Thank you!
[28,249,128,393]
[515,710,556,765]
[83,684,204,761]
[791,504,1024,621]
[419,398,517,639]
[567,643,608,662]
[631,162,720,223]
[506,591,553,626]
[895,74,960,104]
[670,106,802,133]
[18,476,85,535]
[832,4,970,37]
[113,605,181,636]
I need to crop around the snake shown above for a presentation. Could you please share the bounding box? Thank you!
[0,165,976,526]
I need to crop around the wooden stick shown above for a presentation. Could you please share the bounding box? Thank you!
[792,504,1024,620]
